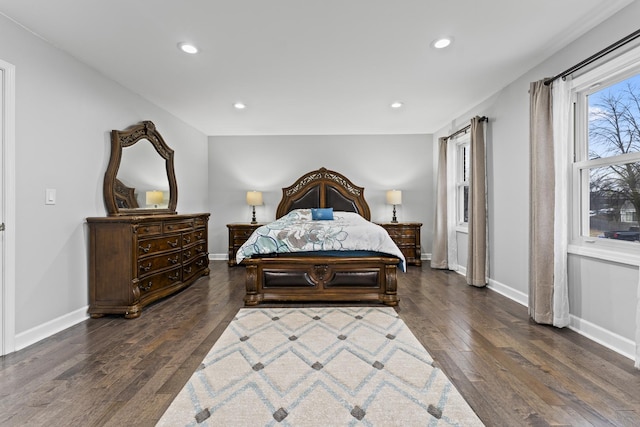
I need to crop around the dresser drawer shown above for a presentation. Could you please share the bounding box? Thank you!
[183,243,207,262]
[385,227,417,238]
[183,229,206,246]
[182,231,196,246]
[386,233,417,245]
[193,228,206,242]
[164,220,193,234]
[183,254,209,281]
[194,216,207,229]
[136,222,163,237]
[138,235,182,257]
[137,266,182,295]
[137,252,181,278]
[233,228,257,239]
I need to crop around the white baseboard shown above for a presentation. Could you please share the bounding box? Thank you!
[484,278,634,363]
[568,315,635,361]
[451,269,528,306]
[15,305,89,352]
[209,253,227,261]
[487,277,529,307]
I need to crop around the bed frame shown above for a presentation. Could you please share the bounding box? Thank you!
[243,167,400,306]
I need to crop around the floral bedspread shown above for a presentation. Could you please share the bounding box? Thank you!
[235,209,406,271]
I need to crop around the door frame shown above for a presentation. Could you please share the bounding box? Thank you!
[1,59,16,356]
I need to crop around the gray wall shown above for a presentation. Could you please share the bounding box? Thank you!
[0,14,209,337]
[435,1,640,355]
[207,135,433,256]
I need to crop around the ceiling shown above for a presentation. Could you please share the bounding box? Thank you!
[0,0,633,136]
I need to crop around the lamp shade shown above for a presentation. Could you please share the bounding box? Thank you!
[386,190,402,205]
[246,191,263,206]
[146,190,164,206]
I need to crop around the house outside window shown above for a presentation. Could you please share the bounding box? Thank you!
[572,52,640,250]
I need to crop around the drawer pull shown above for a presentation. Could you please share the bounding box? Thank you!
[196,259,205,267]
[167,239,179,248]
[168,256,179,264]
[168,273,180,281]
[184,251,192,259]
[195,245,204,253]
[196,232,203,239]
[167,225,174,230]
[140,262,152,272]
[185,267,192,274]
[139,244,151,253]
[184,236,191,244]
[140,281,153,291]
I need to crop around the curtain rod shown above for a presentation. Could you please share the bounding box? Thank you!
[445,116,488,140]
[544,28,640,86]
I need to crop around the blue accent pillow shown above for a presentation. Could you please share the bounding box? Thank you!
[311,208,334,220]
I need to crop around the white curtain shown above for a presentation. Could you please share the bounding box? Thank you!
[551,79,570,327]
[637,270,640,369]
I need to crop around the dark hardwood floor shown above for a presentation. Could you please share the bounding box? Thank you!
[1,261,639,426]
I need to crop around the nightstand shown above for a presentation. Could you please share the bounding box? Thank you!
[376,222,422,266]
[226,223,264,266]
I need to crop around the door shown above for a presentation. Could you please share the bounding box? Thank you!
[0,59,16,356]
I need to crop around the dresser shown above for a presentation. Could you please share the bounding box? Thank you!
[376,222,422,266]
[87,213,210,318]
[227,223,264,266]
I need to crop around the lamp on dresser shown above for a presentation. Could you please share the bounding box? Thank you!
[246,191,263,224]
[145,190,163,208]
[386,190,402,223]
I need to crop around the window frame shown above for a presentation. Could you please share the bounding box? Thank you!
[568,44,640,262]
[454,133,470,232]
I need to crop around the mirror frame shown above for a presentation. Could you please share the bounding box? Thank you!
[103,120,178,216]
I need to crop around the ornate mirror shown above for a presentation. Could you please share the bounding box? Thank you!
[103,121,178,216]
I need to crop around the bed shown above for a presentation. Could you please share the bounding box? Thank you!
[239,167,403,306]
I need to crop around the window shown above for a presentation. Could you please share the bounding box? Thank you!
[455,134,470,229]
[572,54,640,250]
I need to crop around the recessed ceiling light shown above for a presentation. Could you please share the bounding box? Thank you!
[233,102,246,110]
[390,101,403,109]
[432,37,452,49]
[178,42,198,54]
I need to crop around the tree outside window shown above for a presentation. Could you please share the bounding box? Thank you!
[587,74,640,241]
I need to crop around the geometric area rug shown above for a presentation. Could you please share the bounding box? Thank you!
[157,307,484,426]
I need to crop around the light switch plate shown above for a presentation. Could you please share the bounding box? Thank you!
[45,188,56,205]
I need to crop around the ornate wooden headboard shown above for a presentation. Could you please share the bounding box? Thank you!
[275,167,371,220]
[114,178,139,209]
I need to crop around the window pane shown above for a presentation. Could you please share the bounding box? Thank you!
[588,162,640,241]
[463,185,469,223]
[462,145,468,182]
[588,74,640,160]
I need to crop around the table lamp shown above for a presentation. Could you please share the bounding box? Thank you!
[386,190,402,223]
[146,190,163,208]
[246,191,263,224]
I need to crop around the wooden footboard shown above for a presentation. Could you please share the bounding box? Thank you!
[243,256,399,306]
